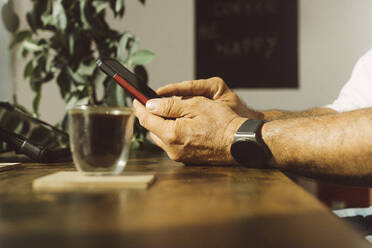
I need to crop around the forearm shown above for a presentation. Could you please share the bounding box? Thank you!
[261,107,337,121]
[262,108,372,186]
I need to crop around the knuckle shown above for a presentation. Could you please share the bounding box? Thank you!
[164,129,178,144]
[212,76,223,83]
[189,80,197,95]
[210,76,224,86]
[216,77,227,89]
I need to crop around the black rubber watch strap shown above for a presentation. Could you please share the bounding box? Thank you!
[231,120,271,167]
[234,119,265,141]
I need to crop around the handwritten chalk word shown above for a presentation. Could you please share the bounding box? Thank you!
[215,36,278,59]
[212,0,279,18]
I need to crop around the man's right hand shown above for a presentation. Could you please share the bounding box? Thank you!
[157,77,263,119]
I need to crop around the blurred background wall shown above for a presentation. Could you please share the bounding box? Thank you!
[5,0,372,124]
[0,2,11,102]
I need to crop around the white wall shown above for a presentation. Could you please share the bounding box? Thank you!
[0,2,12,102]
[13,0,372,124]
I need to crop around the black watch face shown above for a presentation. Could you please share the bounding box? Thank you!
[231,140,268,166]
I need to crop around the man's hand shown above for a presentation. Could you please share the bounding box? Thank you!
[157,77,263,119]
[133,96,247,165]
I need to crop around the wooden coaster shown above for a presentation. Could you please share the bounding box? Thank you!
[33,171,156,192]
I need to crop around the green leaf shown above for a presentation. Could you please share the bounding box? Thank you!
[30,78,42,92]
[115,81,126,107]
[1,0,20,33]
[92,70,107,102]
[24,60,34,78]
[26,1,48,33]
[16,45,26,58]
[92,0,110,14]
[32,83,42,117]
[93,69,107,87]
[45,56,53,72]
[68,35,74,55]
[76,62,96,76]
[127,37,138,57]
[26,12,38,33]
[65,93,89,110]
[41,13,53,26]
[128,49,155,66]
[57,68,71,99]
[80,0,91,30]
[67,67,86,84]
[65,93,79,110]
[104,80,126,107]
[22,40,42,51]
[109,0,125,16]
[52,0,67,31]
[40,1,53,26]
[43,73,54,83]
[115,0,124,13]
[9,30,32,49]
[117,32,134,61]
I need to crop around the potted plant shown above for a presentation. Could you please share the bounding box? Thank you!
[2,0,155,150]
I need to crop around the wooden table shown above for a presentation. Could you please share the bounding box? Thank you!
[0,153,370,248]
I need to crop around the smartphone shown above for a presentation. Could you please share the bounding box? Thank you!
[96,58,160,105]
[0,102,71,163]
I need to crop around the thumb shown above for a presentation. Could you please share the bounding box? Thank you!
[146,97,194,118]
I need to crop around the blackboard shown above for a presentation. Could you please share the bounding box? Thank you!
[195,0,298,88]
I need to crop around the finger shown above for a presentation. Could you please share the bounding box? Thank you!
[157,77,223,99]
[133,99,174,138]
[149,132,167,152]
[145,97,198,118]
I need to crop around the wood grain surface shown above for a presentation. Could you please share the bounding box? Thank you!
[0,152,369,248]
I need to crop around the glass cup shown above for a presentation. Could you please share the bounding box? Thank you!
[68,106,134,175]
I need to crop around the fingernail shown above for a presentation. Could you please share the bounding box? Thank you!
[146,99,159,112]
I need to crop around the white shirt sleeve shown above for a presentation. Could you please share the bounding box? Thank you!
[325,49,372,112]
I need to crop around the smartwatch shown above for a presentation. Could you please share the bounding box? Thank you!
[230,120,271,168]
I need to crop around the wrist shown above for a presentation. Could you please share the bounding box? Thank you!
[260,120,279,167]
